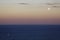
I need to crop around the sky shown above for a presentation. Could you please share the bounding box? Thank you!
[0,0,60,25]
[0,0,60,3]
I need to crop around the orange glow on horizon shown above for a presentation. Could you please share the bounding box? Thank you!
[0,4,60,24]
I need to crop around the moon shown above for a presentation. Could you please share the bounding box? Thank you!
[48,8,51,10]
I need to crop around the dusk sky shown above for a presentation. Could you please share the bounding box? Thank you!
[0,0,60,25]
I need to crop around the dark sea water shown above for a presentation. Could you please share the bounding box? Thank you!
[0,25,60,40]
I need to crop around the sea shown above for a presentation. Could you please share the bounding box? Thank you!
[0,25,60,40]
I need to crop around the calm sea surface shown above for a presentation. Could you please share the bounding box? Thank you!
[0,25,60,40]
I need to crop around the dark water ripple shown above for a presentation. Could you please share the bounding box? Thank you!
[0,25,60,40]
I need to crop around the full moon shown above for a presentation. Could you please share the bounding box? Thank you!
[48,8,51,10]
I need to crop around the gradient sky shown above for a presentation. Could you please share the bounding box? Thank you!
[0,0,60,25]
